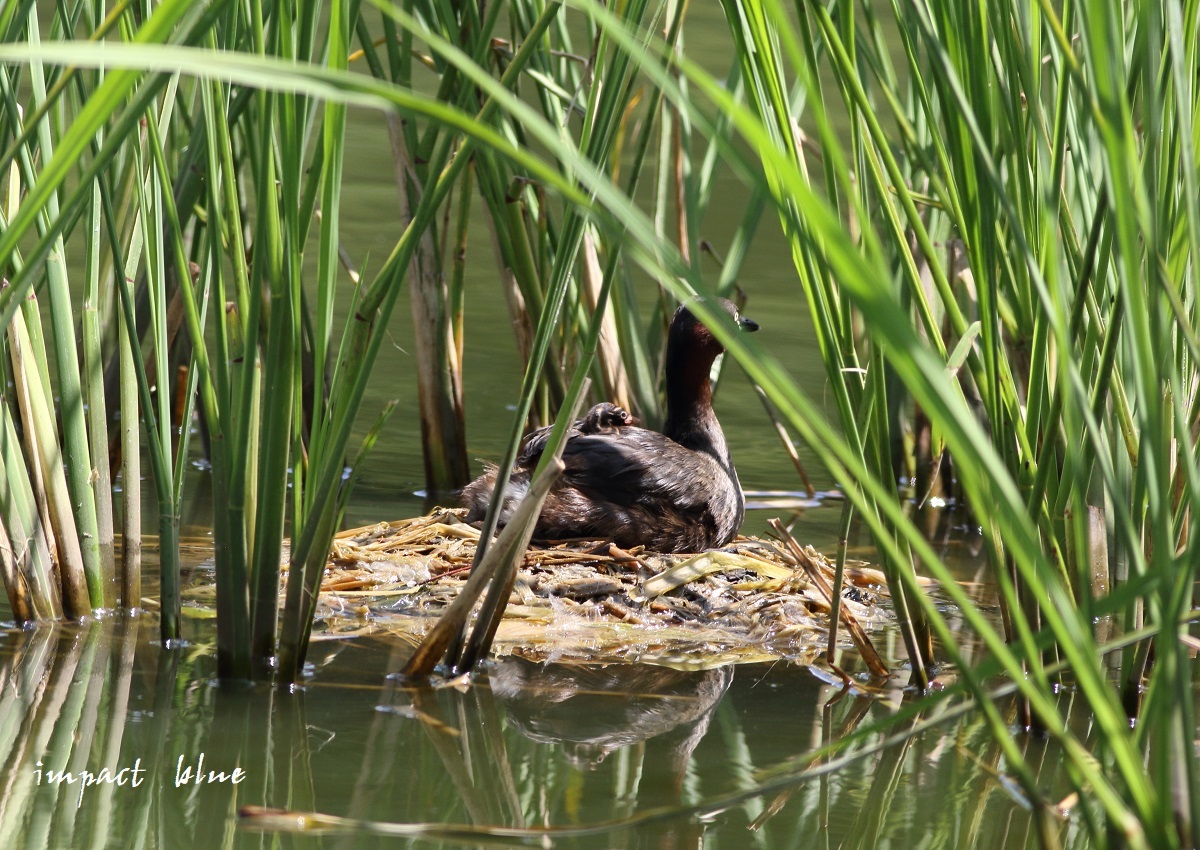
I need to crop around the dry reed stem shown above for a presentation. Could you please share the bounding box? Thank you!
[769,519,890,677]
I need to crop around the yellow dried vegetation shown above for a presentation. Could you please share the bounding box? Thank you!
[281,509,898,670]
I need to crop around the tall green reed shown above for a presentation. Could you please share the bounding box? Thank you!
[0,0,396,683]
[681,0,1196,844]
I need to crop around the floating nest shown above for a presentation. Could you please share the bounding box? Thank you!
[302,509,895,670]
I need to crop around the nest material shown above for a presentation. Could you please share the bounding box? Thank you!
[307,509,893,669]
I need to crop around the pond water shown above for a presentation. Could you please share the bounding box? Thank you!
[0,6,1075,849]
[0,515,1070,850]
[1,609,1088,850]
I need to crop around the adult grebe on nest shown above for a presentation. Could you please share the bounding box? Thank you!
[462,297,758,553]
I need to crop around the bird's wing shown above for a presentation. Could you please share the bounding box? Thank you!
[515,424,555,470]
[558,430,718,515]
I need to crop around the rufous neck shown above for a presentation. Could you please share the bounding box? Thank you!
[663,345,727,459]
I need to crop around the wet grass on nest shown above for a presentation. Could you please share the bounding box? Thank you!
[183,510,898,672]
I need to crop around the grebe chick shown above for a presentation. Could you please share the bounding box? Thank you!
[461,297,758,553]
[514,402,638,469]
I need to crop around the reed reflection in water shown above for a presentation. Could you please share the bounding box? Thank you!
[0,620,1092,849]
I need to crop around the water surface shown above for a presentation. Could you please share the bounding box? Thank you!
[0,613,1079,850]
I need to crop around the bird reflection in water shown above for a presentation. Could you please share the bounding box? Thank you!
[488,657,733,780]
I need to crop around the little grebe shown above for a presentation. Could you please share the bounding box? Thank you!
[462,298,759,552]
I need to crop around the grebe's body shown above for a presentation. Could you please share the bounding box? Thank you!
[462,299,757,553]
